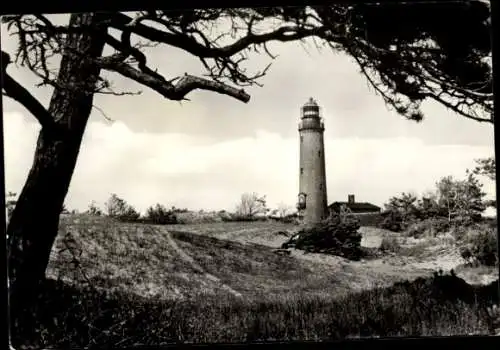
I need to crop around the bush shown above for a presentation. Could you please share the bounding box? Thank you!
[406,218,451,238]
[217,210,233,222]
[144,204,178,225]
[450,221,492,242]
[453,214,482,227]
[379,209,404,232]
[465,228,498,267]
[117,206,141,222]
[355,213,383,227]
[105,194,140,222]
[282,213,362,260]
[405,221,428,238]
[221,213,262,222]
[379,236,401,253]
[87,201,103,216]
[281,213,298,224]
[459,246,475,266]
[450,224,469,241]
[174,210,234,224]
[431,217,452,234]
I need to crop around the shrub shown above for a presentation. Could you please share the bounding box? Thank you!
[87,201,103,216]
[405,217,451,238]
[221,213,262,222]
[465,228,498,267]
[459,246,475,266]
[217,210,233,222]
[431,217,452,234]
[105,194,140,222]
[282,213,362,260]
[174,210,227,224]
[281,213,299,224]
[117,206,141,222]
[144,204,178,225]
[355,213,383,227]
[379,236,401,253]
[379,209,404,232]
[170,206,189,214]
[450,224,469,241]
[405,221,428,238]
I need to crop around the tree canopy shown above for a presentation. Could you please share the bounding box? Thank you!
[2,1,493,127]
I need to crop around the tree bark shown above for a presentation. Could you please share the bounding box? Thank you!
[7,13,107,315]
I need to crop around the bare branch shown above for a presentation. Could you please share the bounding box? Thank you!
[100,61,250,103]
[102,12,167,83]
[110,13,330,59]
[92,105,115,123]
[99,90,142,96]
[1,50,60,132]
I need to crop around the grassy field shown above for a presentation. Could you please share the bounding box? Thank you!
[12,214,500,348]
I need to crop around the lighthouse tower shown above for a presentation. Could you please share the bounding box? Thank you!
[297,98,328,225]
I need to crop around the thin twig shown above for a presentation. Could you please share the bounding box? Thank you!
[92,105,115,123]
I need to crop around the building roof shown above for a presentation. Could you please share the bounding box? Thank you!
[329,201,381,211]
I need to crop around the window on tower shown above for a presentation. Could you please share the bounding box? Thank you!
[319,184,323,190]
[300,136,303,143]
[318,150,321,157]
[300,168,304,175]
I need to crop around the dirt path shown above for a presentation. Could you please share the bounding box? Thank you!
[164,231,243,298]
[210,227,265,241]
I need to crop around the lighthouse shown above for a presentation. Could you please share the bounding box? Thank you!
[297,97,328,225]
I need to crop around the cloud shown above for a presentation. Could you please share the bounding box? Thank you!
[3,112,41,192]
[3,112,496,214]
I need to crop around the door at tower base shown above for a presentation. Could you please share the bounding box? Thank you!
[296,192,306,223]
[301,204,328,225]
[297,193,306,210]
[296,191,328,225]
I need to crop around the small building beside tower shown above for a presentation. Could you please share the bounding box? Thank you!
[329,194,381,215]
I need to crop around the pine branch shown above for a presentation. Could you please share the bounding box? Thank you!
[100,61,250,103]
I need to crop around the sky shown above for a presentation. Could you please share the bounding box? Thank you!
[1,11,497,215]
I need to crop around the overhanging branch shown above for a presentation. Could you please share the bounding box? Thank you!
[110,13,329,59]
[1,50,60,132]
[101,61,250,103]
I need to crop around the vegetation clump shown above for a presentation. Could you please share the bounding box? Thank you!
[11,272,499,348]
[282,213,362,260]
[143,204,178,225]
[379,236,401,254]
[105,194,141,223]
[379,163,492,240]
[461,228,498,267]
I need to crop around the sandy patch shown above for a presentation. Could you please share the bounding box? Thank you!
[288,248,348,268]
[455,266,499,286]
[411,251,463,271]
[358,227,398,248]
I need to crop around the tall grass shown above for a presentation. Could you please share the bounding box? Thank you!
[16,214,497,348]
[12,274,498,349]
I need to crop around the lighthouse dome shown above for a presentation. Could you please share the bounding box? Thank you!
[301,97,320,119]
[299,97,324,130]
[303,97,318,107]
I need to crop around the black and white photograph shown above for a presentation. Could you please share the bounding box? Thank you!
[2,1,499,348]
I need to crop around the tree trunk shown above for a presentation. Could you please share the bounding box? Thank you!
[7,13,107,315]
